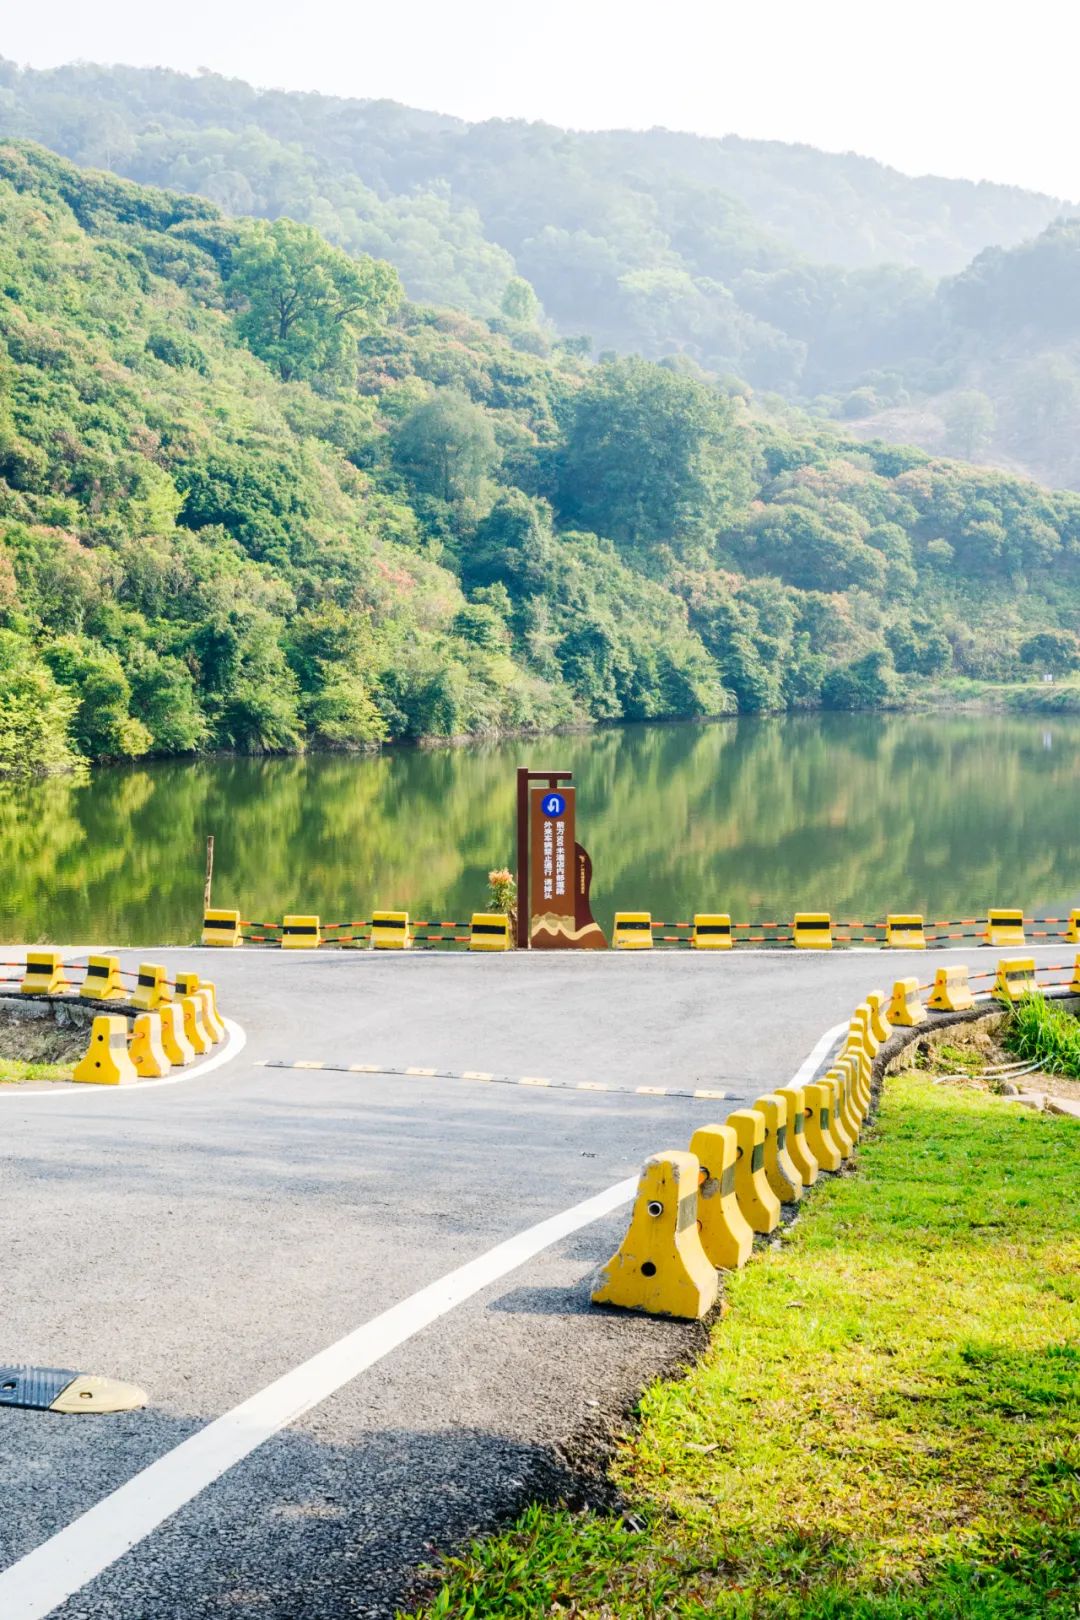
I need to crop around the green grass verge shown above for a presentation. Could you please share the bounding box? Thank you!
[1006,996,1080,1080]
[404,1073,1080,1618]
[0,1057,72,1084]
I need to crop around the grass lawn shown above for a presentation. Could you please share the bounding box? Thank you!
[406,1070,1080,1618]
[0,1057,73,1083]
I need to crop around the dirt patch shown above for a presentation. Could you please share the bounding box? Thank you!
[0,998,91,1066]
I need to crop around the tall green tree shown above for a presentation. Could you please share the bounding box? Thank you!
[391,389,499,505]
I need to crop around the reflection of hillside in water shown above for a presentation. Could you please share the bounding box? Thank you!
[4,713,1080,944]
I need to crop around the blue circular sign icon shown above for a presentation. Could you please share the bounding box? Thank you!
[541,792,566,818]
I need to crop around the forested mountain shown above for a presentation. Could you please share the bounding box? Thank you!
[2,58,1079,494]
[2,141,1080,777]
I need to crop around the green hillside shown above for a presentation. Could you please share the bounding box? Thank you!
[2,141,1080,778]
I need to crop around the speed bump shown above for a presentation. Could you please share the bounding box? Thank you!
[692,914,732,950]
[726,1109,780,1234]
[775,1086,819,1185]
[179,994,211,1055]
[129,1013,172,1078]
[887,976,926,1027]
[802,1082,842,1171]
[282,915,321,949]
[928,964,975,1011]
[21,952,72,995]
[994,957,1038,1003]
[133,963,171,1012]
[0,1364,147,1415]
[688,1123,753,1270]
[793,913,832,949]
[73,1015,137,1086]
[885,914,926,949]
[469,913,511,951]
[751,1093,803,1203]
[371,911,411,949]
[80,955,125,1001]
[613,912,653,950]
[159,1003,195,1067]
[591,1151,718,1319]
[986,909,1025,947]
[202,908,242,947]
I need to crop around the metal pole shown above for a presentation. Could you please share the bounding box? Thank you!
[203,835,215,914]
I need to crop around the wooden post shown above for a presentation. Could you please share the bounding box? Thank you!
[203,835,215,914]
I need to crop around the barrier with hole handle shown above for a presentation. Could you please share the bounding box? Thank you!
[689,1123,754,1270]
[179,994,211,1055]
[928,964,975,1011]
[802,1082,843,1171]
[74,1015,137,1086]
[133,963,171,1013]
[159,1003,195,1067]
[129,1013,172,1078]
[726,1108,780,1234]
[591,1151,718,1319]
[887,976,926,1028]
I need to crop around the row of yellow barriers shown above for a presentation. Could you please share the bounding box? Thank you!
[202,910,513,950]
[610,908,1076,950]
[593,959,1080,1320]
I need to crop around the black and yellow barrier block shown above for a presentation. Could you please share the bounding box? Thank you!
[469,913,511,951]
[129,1013,172,1079]
[20,951,72,996]
[371,911,411,949]
[928,963,975,1011]
[79,955,125,1002]
[202,908,243,947]
[592,1150,717,1319]
[1068,911,1080,944]
[0,1364,146,1415]
[887,975,927,1027]
[775,1085,819,1185]
[885,914,926,949]
[613,912,653,950]
[159,1002,195,1067]
[793,912,832,950]
[726,1108,781,1234]
[751,1093,804,1203]
[802,1081,843,1171]
[986,908,1025,947]
[176,972,224,1043]
[133,962,171,1013]
[73,1014,137,1086]
[994,957,1038,1003]
[689,1123,753,1270]
[692,914,732,950]
[282,915,321,949]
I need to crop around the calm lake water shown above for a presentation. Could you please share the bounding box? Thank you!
[4,712,1080,946]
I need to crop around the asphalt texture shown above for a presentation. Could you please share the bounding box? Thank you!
[1,943,1070,1618]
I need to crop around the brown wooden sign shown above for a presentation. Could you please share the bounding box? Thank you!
[529,785,605,949]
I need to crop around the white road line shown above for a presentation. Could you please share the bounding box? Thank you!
[0,1022,852,1618]
[0,1019,247,1100]
[787,1020,848,1086]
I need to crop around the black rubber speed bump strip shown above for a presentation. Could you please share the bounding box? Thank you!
[0,1365,147,1414]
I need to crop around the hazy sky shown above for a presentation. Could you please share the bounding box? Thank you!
[5,0,1079,198]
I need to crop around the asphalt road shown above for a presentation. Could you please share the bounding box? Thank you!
[0,943,1069,1618]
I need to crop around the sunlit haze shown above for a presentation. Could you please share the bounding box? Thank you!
[5,0,1079,199]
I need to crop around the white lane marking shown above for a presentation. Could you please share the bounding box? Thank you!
[0,1020,247,1100]
[0,1176,637,1620]
[0,1020,869,1617]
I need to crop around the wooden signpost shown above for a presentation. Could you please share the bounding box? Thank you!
[515,767,606,949]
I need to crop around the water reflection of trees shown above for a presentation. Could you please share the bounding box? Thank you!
[5,713,1080,944]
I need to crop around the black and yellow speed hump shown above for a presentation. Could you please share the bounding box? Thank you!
[0,1364,147,1414]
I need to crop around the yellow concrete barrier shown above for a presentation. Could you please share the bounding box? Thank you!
[802,1081,843,1171]
[885,914,926,949]
[775,1086,819,1185]
[371,911,411,949]
[159,1003,195,1067]
[689,1123,754,1270]
[591,1151,718,1319]
[1071,954,1080,994]
[887,976,926,1027]
[830,1056,864,1137]
[928,964,975,1011]
[613,912,653,950]
[74,1014,137,1086]
[822,1071,857,1156]
[726,1108,780,1234]
[80,955,125,1002]
[469,913,511,951]
[865,989,893,1045]
[129,1013,172,1078]
[692,914,732,950]
[202,909,242,947]
[1067,911,1080,944]
[193,988,223,1044]
[993,957,1038,1003]
[133,963,171,1013]
[752,1093,803,1203]
[843,1039,872,1114]
[985,909,1025,947]
[793,913,832,949]
[20,952,72,996]
[282,915,321,949]
[179,993,211,1055]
